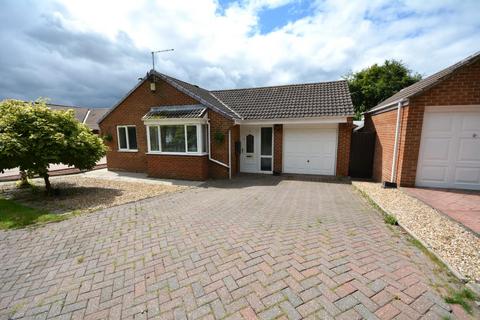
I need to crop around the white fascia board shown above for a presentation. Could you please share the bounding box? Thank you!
[234,116,349,125]
[365,99,409,115]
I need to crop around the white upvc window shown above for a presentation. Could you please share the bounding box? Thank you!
[146,123,208,155]
[117,125,138,152]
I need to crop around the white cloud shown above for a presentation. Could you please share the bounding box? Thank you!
[0,0,478,106]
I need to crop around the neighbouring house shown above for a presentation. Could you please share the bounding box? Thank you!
[98,71,354,181]
[364,51,480,190]
[48,104,109,134]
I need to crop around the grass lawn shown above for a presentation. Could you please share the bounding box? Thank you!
[0,198,67,229]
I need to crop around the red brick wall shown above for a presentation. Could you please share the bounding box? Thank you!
[207,110,236,179]
[367,58,480,186]
[336,118,353,176]
[146,155,208,180]
[365,106,408,183]
[273,124,283,173]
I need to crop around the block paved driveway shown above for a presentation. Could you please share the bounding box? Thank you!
[0,176,470,319]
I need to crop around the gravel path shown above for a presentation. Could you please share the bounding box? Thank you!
[0,176,187,214]
[353,181,480,282]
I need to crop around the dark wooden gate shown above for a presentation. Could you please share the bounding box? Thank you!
[349,131,375,178]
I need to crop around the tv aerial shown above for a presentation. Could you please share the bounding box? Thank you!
[151,49,174,71]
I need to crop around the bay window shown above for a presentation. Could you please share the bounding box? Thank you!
[147,123,208,154]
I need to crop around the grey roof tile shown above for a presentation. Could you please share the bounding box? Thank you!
[84,108,110,130]
[47,104,89,123]
[211,80,354,120]
[101,70,355,123]
[152,71,242,119]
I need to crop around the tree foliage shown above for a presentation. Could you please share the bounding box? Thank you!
[345,60,422,117]
[0,99,107,193]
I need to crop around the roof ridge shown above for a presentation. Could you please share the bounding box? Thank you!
[151,70,240,120]
[47,103,108,109]
[211,79,348,93]
[208,92,243,120]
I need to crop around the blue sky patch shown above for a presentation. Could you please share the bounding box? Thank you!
[217,0,312,34]
[257,1,312,34]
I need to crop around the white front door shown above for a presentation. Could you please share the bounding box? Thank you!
[240,126,273,173]
[416,107,480,190]
[283,125,338,175]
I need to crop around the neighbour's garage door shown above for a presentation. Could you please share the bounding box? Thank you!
[416,108,480,190]
[283,125,337,175]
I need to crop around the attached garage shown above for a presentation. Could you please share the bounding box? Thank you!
[364,51,480,190]
[283,125,337,175]
[416,107,480,190]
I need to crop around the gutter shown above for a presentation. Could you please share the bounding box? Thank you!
[365,98,407,115]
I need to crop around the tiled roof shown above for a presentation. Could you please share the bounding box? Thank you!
[152,71,242,119]
[47,104,108,131]
[211,80,354,120]
[101,70,354,123]
[48,104,89,123]
[84,108,110,131]
[370,51,480,112]
[142,105,207,120]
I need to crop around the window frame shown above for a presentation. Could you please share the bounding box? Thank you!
[117,125,138,152]
[146,123,208,156]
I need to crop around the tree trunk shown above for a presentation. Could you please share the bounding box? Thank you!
[17,170,29,188]
[44,174,52,195]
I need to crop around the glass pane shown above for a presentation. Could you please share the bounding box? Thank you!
[118,127,127,149]
[261,127,272,156]
[202,125,208,153]
[187,125,198,152]
[127,127,137,149]
[161,125,185,152]
[149,126,160,151]
[246,134,254,153]
[261,158,272,171]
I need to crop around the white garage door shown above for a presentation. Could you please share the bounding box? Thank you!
[416,108,480,190]
[283,125,337,175]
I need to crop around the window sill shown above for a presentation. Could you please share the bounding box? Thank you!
[146,152,208,157]
[118,149,138,153]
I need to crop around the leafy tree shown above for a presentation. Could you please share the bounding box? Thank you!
[345,60,422,118]
[0,99,107,194]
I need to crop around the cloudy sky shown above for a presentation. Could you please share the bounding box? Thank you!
[1,0,479,108]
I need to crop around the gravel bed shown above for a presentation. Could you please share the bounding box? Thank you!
[0,176,188,214]
[353,181,480,282]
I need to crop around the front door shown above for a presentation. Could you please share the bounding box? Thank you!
[240,126,273,173]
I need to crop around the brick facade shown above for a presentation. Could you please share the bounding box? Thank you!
[146,154,208,180]
[366,59,480,187]
[207,110,239,179]
[336,118,353,177]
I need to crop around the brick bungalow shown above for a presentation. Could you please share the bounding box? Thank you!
[364,51,480,190]
[98,71,354,180]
